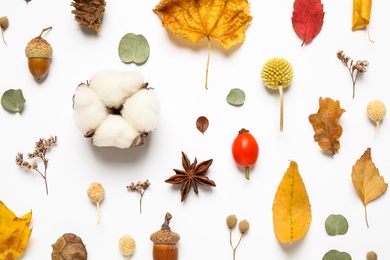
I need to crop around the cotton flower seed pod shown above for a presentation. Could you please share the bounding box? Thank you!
[119,234,136,259]
[73,70,160,149]
[150,212,180,260]
[51,233,87,260]
[25,27,53,81]
[87,182,105,224]
[367,99,386,133]
[261,57,294,132]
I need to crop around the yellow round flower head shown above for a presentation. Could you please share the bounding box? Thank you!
[367,99,386,134]
[261,57,294,132]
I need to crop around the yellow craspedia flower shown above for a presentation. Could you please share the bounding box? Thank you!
[261,57,293,89]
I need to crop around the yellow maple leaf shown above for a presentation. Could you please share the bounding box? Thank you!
[0,201,32,260]
[153,0,253,89]
[272,161,312,243]
[352,0,371,31]
[352,148,388,227]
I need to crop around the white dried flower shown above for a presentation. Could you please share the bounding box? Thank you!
[72,70,160,149]
[122,88,160,133]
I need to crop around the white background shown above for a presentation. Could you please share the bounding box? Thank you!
[1,0,389,259]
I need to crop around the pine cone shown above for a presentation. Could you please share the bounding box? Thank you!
[71,0,106,32]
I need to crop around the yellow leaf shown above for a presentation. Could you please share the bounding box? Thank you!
[272,161,312,243]
[352,0,372,31]
[153,0,252,89]
[352,148,388,227]
[0,201,32,260]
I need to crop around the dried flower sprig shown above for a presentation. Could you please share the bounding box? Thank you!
[337,50,369,99]
[15,135,57,195]
[127,179,150,213]
[226,214,250,260]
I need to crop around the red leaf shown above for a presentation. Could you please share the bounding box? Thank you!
[292,0,325,46]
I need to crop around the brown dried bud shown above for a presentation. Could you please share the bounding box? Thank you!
[238,219,250,234]
[226,214,237,229]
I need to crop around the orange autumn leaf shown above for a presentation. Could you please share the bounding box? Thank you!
[272,161,312,243]
[308,97,346,155]
[0,201,32,260]
[153,0,252,89]
[352,148,388,227]
[352,0,372,31]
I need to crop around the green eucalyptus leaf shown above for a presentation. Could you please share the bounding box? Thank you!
[323,250,352,260]
[118,33,150,64]
[1,89,26,113]
[227,88,245,106]
[325,214,348,235]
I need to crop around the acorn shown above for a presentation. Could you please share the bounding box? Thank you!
[25,26,53,81]
[51,233,87,260]
[150,212,180,260]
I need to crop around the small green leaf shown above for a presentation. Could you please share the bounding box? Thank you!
[1,89,26,113]
[227,88,245,106]
[118,33,150,64]
[325,214,348,235]
[322,250,352,260]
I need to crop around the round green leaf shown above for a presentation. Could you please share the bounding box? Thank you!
[323,250,352,260]
[325,214,348,235]
[1,89,26,113]
[227,88,245,106]
[118,33,150,64]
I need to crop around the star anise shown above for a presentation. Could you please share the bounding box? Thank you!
[165,151,215,202]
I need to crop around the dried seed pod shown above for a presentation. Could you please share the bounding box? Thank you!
[0,16,9,45]
[51,233,87,260]
[87,182,105,224]
[150,212,180,260]
[119,234,136,260]
[367,99,386,134]
[226,214,237,229]
[25,26,53,81]
[71,0,106,32]
[238,219,250,234]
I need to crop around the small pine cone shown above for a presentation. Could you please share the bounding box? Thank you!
[71,0,106,32]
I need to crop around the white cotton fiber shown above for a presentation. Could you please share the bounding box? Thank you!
[92,114,140,149]
[121,88,160,133]
[73,84,109,134]
[89,70,144,109]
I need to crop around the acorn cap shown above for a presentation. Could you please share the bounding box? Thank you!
[150,228,180,245]
[25,37,53,59]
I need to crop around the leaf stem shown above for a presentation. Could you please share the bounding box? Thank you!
[365,206,369,228]
[205,36,211,90]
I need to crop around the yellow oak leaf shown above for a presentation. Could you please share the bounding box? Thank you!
[0,201,32,260]
[352,148,388,227]
[308,97,346,156]
[352,0,371,31]
[153,0,253,89]
[272,161,312,243]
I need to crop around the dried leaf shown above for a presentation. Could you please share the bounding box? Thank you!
[351,148,388,227]
[1,89,26,113]
[292,0,324,45]
[323,250,352,260]
[308,97,345,155]
[153,0,252,89]
[272,161,311,243]
[352,0,372,31]
[226,88,245,106]
[325,214,348,235]
[118,33,150,64]
[0,201,32,260]
[196,116,209,134]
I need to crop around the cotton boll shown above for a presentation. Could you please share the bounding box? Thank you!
[122,88,160,133]
[73,83,108,134]
[92,115,140,149]
[89,70,144,109]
